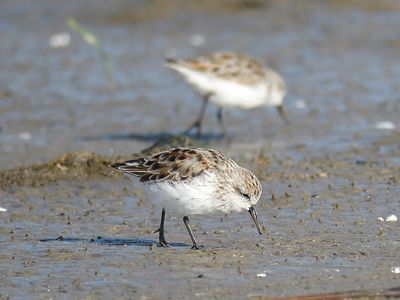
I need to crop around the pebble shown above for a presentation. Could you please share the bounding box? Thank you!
[375,121,396,130]
[18,132,32,140]
[189,34,205,47]
[377,215,397,222]
[385,215,397,222]
[391,267,400,274]
[49,32,71,48]
[294,100,307,109]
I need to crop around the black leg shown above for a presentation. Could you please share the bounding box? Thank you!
[154,208,169,247]
[216,107,227,136]
[183,216,201,249]
[182,94,210,137]
[276,105,290,125]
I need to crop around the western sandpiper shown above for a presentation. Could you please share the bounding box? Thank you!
[165,52,288,136]
[111,147,263,249]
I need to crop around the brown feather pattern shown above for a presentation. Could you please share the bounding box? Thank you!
[167,52,266,85]
[111,147,233,183]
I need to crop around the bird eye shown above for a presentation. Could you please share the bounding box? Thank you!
[241,193,251,200]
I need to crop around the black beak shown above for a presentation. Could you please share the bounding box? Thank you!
[277,105,290,125]
[248,205,263,235]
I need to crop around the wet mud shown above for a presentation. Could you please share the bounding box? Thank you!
[1,0,400,299]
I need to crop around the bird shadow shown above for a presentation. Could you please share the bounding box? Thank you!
[40,235,188,248]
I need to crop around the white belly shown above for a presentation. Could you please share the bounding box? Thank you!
[209,80,267,109]
[171,66,269,109]
[141,173,222,215]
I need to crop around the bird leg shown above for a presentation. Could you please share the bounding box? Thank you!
[182,94,210,137]
[154,208,169,247]
[183,216,201,249]
[216,107,227,137]
[276,105,290,125]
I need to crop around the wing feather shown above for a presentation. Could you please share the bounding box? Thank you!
[165,52,265,85]
[110,148,213,183]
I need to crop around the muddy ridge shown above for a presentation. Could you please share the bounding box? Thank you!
[0,135,203,190]
[0,151,114,190]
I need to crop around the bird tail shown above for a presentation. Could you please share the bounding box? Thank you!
[110,162,127,170]
[165,58,178,64]
[110,158,147,175]
[164,58,183,70]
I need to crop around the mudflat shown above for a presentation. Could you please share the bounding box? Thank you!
[0,0,399,299]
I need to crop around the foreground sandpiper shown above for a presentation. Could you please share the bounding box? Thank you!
[111,147,263,249]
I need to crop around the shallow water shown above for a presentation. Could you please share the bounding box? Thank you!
[1,0,400,299]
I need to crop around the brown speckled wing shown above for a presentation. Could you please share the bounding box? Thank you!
[111,148,214,183]
[178,52,265,84]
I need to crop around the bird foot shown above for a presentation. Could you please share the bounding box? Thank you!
[182,121,202,137]
[191,244,204,250]
[159,240,170,248]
